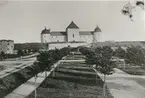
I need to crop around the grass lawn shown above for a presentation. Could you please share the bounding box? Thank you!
[119,66,145,75]
[27,61,113,98]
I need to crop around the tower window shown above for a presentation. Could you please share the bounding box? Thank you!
[73,34,74,38]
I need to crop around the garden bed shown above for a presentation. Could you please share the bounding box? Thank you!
[27,62,113,98]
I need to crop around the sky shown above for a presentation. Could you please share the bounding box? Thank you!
[0,0,144,43]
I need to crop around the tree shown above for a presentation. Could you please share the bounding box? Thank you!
[0,51,5,60]
[95,54,115,98]
[31,61,41,98]
[126,46,145,66]
[114,46,126,58]
[17,49,24,59]
[81,46,115,98]
[37,52,53,77]
[95,46,115,98]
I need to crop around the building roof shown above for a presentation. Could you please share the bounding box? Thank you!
[41,28,50,34]
[79,31,93,35]
[94,26,101,32]
[51,31,66,36]
[66,21,79,29]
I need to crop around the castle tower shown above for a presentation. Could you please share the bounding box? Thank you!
[41,27,51,50]
[93,25,101,43]
[66,21,80,42]
[41,27,51,44]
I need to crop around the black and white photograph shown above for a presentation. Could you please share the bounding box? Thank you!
[0,0,144,98]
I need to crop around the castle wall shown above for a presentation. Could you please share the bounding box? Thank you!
[51,35,66,42]
[49,42,87,50]
[67,29,80,42]
[80,35,93,43]
[0,40,14,54]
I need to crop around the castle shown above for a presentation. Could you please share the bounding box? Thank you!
[41,21,101,50]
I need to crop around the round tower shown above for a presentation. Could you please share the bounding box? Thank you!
[41,27,51,50]
[93,25,101,43]
[41,27,51,44]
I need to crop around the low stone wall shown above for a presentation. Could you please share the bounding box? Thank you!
[49,42,87,50]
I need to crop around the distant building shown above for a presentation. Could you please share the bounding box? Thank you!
[0,40,14,54]
[41,21,101,50]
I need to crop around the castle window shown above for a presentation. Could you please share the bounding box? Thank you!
[73,34,74,38]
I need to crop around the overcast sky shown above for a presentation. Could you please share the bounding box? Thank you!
[0,0,144,43]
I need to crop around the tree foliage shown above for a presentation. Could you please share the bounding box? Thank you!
[114,46,126,59]
[79,46,115,98]
[79,46,115,75]
[17,49,24,57]
[35,47,70,74]
[0,51,5,60]
[126,46,145,66]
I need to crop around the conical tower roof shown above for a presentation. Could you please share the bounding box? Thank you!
[66,21,79,29]
[41,27,50,34]
[94,25,101,32]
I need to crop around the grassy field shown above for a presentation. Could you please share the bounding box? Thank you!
[27,61,113,98]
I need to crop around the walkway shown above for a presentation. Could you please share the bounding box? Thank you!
[94,68,145,98]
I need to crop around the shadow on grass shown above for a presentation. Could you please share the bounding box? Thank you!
[53,76,102,86]
[59,64,88,68]
[52,71,103,87]
[56,70,96,79]
[58,66,93,72]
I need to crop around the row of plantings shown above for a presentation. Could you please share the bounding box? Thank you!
[0,47,70,98]
[27,58,113,98]
[79,45,145,96]
[79,46,115,98]
[80,45,145,75]
[113,46,145,75]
